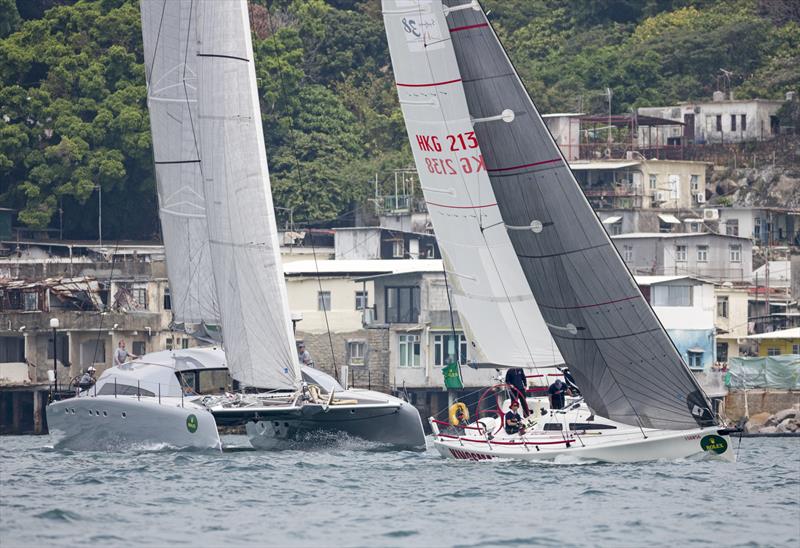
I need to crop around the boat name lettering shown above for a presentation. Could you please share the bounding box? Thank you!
[683,434,701,440]
[450,448,493,461]
[424,155,485,176]
[415,132,478,153]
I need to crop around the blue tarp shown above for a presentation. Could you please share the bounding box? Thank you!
[727,355,800,389]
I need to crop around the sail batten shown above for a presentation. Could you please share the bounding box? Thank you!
[440,0,715,430]
[382,0,564,370]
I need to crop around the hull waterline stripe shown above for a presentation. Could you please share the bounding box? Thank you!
[487,157,562,173]
[449,23,489,33]
[396,78,462,88]
[538,294,639,310]
[426,201,497,209]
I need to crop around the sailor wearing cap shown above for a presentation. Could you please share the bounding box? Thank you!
[76,366,97,394]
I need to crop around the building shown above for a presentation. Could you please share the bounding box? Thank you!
[597,208,718,236]
[570,159,709,210]
[636,276,717,370]
[638,95,785,145]
[543,113,583,161]
[611,232,753,282]
[333,227,440,261]
[714,284,752,363]
[717,207,800,246]
[747,328,800,357]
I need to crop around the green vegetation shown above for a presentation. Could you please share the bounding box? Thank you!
[1,0,797,239]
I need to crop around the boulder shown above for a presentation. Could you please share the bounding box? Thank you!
[773,409,798,424]
[748,411,772,427]
[759,425,778,434]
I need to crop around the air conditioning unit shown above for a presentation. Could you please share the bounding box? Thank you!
[696,193,706,203]
[702,208,719,221]
[655,191,666,202]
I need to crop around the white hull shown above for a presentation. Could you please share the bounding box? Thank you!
[432,425,735,463]
[47,396,222,452]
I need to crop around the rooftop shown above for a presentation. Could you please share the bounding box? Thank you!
[633,275,704,286]
[747,327,800,340]
[611,232,751,241]
[284,259,443,277]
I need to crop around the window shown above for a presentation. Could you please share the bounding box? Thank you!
[317,291,331,311]
[652,285,693,307]
[690,223,700,233]
[23,292,38,311]
[717,342,729,363]
[675,245,687,262]
[347,341,365,366]
[726,219,739,236]
[793,344,799,355]
[690,175,699,192]
[730,114,737,131]
[433,333,467,366]
[385,286,420,323]
[767,347,780,357]
[741,114,747,131]
[688,351,703,369]
[729,244,741,263]
[697,245,709,262]
[649,174,657,190]
[163,288,171,311]
[355,290,368,311]
[717,296,729,318]
[166,338,174,351]
[754,218,761,239]
[132,341,146,356]
[398,334,421,367]
[623,245,633,262]
[611,223,622,236]
[132,287,147,309]
[181,338,189,349]
[716,115,722,132]
[392,239,404,258]
[425,244,436,258]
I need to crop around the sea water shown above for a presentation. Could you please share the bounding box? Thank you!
[0,435,798,547]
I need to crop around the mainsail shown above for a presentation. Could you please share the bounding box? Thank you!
[141,0,298,389]
[439,0,714,430]
[141,0,218,325]
[382,0,563,370]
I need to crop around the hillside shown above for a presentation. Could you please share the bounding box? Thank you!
[1,0,798,240]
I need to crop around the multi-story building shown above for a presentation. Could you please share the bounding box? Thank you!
[611,232,753,283]
[717,207,800,246]
[570,159,709,210]
[635,275,717,371]
[638,94,785,145]
[713,284,752,363]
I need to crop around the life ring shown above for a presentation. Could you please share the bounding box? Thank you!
[449,402,469,426]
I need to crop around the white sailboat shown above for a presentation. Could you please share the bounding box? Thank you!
[46,0,425,451]
[382,0,737,462]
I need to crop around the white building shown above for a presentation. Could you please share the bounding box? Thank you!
[543,113,583,161]
[638,95,785,145]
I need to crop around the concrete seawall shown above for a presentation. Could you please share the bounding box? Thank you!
[725,390,800,421]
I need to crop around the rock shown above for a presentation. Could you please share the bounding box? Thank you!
[788,421,799,433]
[776,420,792,433]
[773,409,798,423]
[748,411,772,427]
[759,425,778,434]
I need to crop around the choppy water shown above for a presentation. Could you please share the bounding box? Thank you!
[1,435,798,547]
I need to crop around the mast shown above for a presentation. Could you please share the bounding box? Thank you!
[439,0,715,430]
[382,0,564,370]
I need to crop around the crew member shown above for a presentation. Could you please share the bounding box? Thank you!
[504,400,525,435]
[114,340,138,369]
[548,378,570,410]
[561,367,580,396]
[298,343,313,367]
[504,367,530,416]
[76,366,96,394]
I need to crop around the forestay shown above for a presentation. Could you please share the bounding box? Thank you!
[189,0,297,389]
[441,0,715,430]
[141,0,219,325]
[382,0,563,369]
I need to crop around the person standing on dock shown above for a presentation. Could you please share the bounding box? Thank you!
[114,340,138,369]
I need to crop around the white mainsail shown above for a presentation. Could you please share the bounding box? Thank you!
[141,0,219,325]
[382,0,563,369]
[141,0,298,389]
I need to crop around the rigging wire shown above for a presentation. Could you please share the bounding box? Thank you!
[263,4,338,381]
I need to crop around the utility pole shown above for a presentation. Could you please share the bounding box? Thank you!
[95,185,103,246]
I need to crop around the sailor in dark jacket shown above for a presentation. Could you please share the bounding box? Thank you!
[504,400,525,435]
[504,367,530,416]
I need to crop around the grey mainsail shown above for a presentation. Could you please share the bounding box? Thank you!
[141,0,219,324]
[440,1,714,430]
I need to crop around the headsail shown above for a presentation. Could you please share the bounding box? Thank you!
[440,0,714,430]
[141,0,219,325]
[382,0,563,370]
